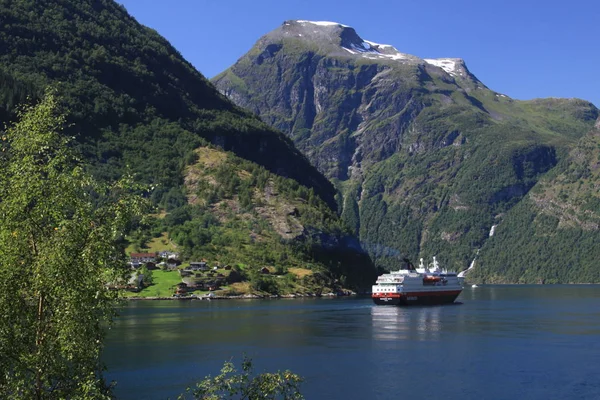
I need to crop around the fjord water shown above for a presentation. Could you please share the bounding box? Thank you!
[104,285,600,399]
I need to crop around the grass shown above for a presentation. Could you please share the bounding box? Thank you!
[125,232,178,254]
[288,267,313,278]
[194,147,227,168]
[221,282,252,295]
[124,270,182,298]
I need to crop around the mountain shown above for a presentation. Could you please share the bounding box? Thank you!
[0,5,375,291]
[0,3,334,207]
[469,117,600,283]
[213,20,600,281]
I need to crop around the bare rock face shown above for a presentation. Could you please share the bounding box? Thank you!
[213,20,486,181]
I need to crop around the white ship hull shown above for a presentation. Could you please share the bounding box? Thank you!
[371,257,463,306]
[372,289,461,306]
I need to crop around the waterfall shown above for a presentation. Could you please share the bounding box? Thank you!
[459,224,498,279]
[458,249,480,278]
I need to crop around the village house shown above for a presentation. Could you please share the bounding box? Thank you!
[188,261,209,271]
[159,251,179,260]
[129,252,157,268]
[166,259,181,270]
[174,282,188,295]
[145,261,158,270]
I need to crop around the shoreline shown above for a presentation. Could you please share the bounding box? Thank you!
[123,283,600,301]
[124,292,359,301]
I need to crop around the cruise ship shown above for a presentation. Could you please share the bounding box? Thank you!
[372,257,463,306]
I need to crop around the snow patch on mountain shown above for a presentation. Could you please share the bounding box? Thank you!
[283,21,470,73]
[424,58,463,77]
[341,40,411,61]
[295,20,348,27]
[364,40,394,49]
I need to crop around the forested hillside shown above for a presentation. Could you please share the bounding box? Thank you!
[470,118,600,283]
[213,20,600,281]
[0,0,334,206]
[0,2,376,291]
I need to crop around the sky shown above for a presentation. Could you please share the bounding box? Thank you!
[118,0,599,107]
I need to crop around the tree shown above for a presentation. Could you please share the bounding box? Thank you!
[179,356,304,400]
[139,265,154,287]
[0,91,146,399]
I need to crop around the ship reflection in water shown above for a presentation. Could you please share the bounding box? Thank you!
[370,305,443,342]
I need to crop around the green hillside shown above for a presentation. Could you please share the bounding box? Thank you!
[149,146,375,291]
[0,3,375,292]
[470,119,600,283]
[0,0,334,207]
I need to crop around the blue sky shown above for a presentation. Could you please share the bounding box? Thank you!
[119,0,599,107]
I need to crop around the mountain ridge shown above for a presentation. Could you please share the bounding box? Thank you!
[256,20,482,85]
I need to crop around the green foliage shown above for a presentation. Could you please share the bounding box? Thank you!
[139,265,154,287]
[251,275,280,294]
[179,357,303,400]
[470,198,600,284]
[469,125,600,283]
[138,147,378,292]
[0,0,335,208]
[0,92,146,399]
[0,0,374,295]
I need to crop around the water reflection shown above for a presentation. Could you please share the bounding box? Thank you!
[104,287,600,400]
[371,305,443,341]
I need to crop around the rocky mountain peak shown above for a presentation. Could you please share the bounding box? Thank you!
[263,20,477,80]
[423,58,467,78]
[274,20,420,62]
[279,20,350,40]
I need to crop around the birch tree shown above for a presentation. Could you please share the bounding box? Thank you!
[0,91,146,399]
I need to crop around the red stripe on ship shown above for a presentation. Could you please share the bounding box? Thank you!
[372,293,402,298]
[404,290,462,297]
[372,290,461,298]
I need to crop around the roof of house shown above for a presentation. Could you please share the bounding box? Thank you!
[130,252,156,258]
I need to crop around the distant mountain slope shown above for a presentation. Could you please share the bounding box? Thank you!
[213,20,600,280]
[0,5,376,289]
[470,117,600,283]
[214,20,597,180]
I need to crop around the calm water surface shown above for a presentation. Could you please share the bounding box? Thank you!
[104,285,600,399]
